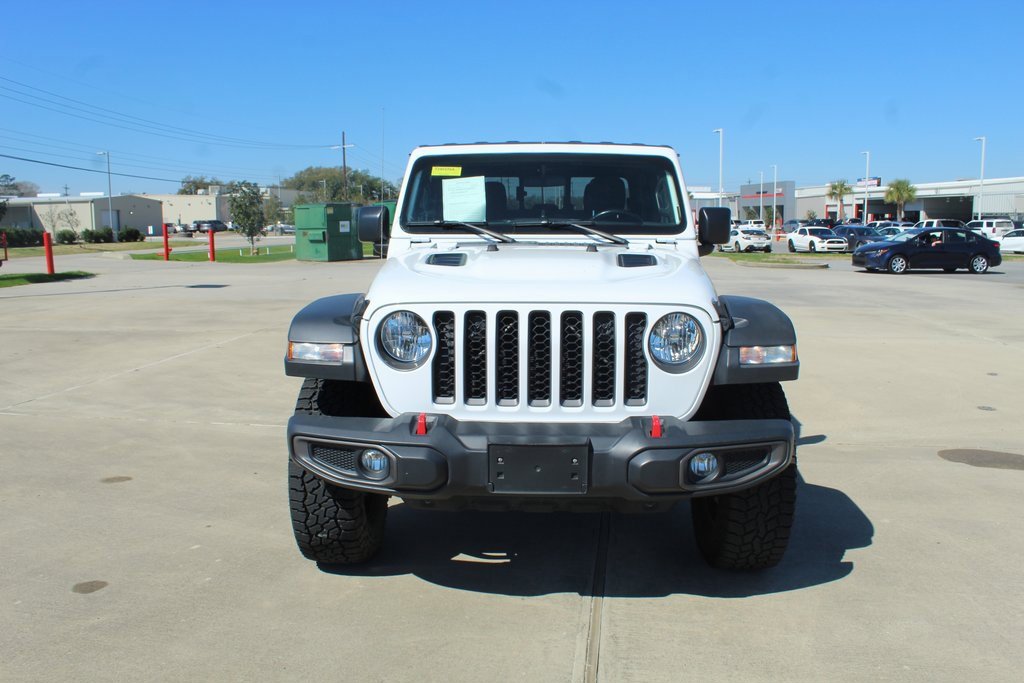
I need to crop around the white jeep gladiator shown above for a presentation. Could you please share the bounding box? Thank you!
[285,142,800,570]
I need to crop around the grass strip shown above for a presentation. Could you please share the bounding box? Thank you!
[7,241,198,258]
[0,271,94,288]
[132,245,297,263]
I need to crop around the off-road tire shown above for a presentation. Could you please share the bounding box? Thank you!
[289,461,387,564]
[691,383,797,570]
[288,378,388,564]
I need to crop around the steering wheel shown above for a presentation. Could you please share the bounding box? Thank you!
[591,209,645,224]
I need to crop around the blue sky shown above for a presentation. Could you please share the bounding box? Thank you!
[1,0,1019,196]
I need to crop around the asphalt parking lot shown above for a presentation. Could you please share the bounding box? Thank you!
[2,247,1023,682]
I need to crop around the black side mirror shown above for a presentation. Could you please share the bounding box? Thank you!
[697,207,731,255]
[357,205,390,246]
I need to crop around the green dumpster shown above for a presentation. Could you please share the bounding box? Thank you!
[294,203,363,262]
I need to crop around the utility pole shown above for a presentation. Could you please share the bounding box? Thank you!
[771,164,778,229]
[96,151,116,242]
[713,129,724,207]
[861,151,870,222]
[974,136,986,220]
[63,184,70,197]
[759,170,763,221]
[342,131,348,200]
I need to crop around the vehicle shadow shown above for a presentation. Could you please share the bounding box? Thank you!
[319,478,872,599]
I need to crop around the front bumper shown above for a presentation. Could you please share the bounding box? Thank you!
[288,413,795,511]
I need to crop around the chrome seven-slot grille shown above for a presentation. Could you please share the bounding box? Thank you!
[431,310,648,408]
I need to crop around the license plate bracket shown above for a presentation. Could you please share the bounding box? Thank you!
[488,443,589,494]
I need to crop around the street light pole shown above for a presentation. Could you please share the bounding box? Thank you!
[759,170,763,221]
[861,151,870,222]
[713,128,723,207]
[96,151,116,242]
[974,136,986,220]
[771,164,778,230]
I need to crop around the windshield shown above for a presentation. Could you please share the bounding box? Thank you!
[809,228,835,237]
[890,230,922,242]
[401,153,684,236]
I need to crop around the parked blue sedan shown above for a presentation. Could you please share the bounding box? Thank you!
[852,227,1002,274]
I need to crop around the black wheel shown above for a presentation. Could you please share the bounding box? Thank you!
[288,379,388,565]
[887,254,909,274]
[809,242,817,252]
[734,241,742,253]
[691,383,797,570]
[788,240,796,253]
[968,254,989,274]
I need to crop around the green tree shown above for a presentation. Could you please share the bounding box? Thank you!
[263,194,283,225]
[884,179,917,221]
[827,180,853,219]
[805,209,817,220]
[228,181,265,254]
[178,175,227,195]
[283,166,398,203]
[0,198,7,223]
[0,174,17,194]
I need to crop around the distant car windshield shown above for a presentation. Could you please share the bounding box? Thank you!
[401,153,685,235]
[809,228,835,237]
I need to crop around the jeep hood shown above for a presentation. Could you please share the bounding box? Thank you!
[364,245,718,310]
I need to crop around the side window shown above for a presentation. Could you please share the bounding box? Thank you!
[947,231,966,243]
[798,228,806,236]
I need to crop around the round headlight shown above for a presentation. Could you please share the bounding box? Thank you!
[649,313,704,370]
[378,311,431,366]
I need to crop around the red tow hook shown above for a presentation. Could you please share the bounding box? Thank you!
[650,415,663,439]
[414,412,428,436]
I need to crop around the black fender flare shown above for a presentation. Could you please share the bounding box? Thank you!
[284,293,370,382]
[712,295,799,385]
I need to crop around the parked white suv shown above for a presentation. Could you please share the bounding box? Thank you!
[283,142,800,571]
[966,219,1015,240]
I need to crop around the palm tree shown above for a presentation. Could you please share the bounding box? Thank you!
[884,179,917,221]
[827,180,853,219]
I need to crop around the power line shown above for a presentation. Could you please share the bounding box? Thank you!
[0,152,182,183]
[0,75,335,150]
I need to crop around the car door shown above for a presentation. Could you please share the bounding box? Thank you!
[939,230,971,268]
[909,231,941,268]
[795,228,808,250]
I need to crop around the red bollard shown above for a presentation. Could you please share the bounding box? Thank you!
[208,228,216,262]
[43,231,55,275]
[162,224,172,261]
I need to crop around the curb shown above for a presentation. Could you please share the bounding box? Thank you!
[732,260,830,270]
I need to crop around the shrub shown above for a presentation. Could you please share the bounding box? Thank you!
[98,227,114,243]
[121,227,143,242]
[2,227,45,248]
[56,229,78,245]
[81,229,98,243]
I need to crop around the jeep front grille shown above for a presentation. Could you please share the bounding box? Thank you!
[431,309,648,407]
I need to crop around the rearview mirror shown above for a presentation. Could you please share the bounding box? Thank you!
[697,207,731,256]
[357,205,390,247]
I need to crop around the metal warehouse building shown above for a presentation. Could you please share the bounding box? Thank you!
[1,194,163,234]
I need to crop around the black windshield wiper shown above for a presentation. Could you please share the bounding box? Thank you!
[406,220,516,243]
[513,219,628,246]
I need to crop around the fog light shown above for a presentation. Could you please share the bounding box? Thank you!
[689,452,719,480]
[360,449,390,480]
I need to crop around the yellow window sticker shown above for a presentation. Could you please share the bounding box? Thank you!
[431,166,463,177]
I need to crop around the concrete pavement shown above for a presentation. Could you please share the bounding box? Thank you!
[1,249,1021,681]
